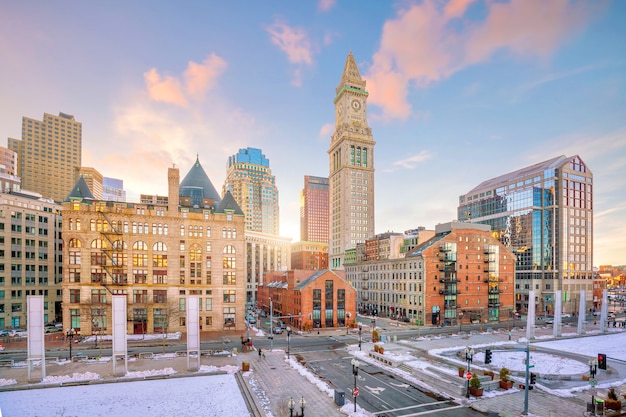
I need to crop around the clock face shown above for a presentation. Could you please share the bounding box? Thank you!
[351,99,361,111]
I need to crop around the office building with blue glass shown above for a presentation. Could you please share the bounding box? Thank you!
[458,155,593,315]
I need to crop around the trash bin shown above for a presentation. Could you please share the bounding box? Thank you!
[334,389,345,406]
[242,362,250,372]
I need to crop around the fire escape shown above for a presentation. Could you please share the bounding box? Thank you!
[438,243,459,324]
[484,245,501,321]
[98,210,125,295]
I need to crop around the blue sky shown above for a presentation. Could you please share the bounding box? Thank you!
[1,0,625,266]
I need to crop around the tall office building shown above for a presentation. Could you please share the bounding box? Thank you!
[8,112,82,202]
[0,146,17,176]
[300,175,329,243]
[0,190,63,328]
[328,52,375,269]
[458,155,593,315]
[223,148,279,235]
[77,167,104,200]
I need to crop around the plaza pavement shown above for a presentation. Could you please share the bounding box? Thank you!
[1,323,625,417]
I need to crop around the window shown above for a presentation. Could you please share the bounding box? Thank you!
[153,290,167,303]
[224,307,235,327]
[179,298,186,312]
[223,290,236,303]
[70,289,80,303]
[223,271,236,285]
[205,298,212,311]
[91,289,106,304]
[133,289,148,304]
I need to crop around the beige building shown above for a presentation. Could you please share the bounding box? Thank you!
[61,158,247,336]
[329,53,375,269]
[0,190,62,329]
[77,167,104,200]
[8,112,82,202]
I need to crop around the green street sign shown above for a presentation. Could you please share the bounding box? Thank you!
[265,322,271,325]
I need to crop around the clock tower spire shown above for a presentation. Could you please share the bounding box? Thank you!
[328,52,376,270]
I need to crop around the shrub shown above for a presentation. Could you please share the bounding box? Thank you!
[469,374,482,389]
[499,367,511,382]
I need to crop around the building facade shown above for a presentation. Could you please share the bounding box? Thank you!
[458,155,593,315]
[328,53,375,269]
[8,112,82,202]
[300,175,329,243]
[77,167,104,200]
[102,177,126,202]
[223,147,279,235]
[258,269,356,331]
[346,222,516,326]
[61,159,247,336]
[0,190,62,329]
[290,241,328,270]
[0,147,17,176]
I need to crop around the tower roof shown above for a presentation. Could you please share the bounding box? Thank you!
[179,156,221,204]
[336,51,367,94]
[65,175,95,203]
[215,190,244,215]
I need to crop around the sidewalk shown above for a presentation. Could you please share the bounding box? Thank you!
[242,348,344,417]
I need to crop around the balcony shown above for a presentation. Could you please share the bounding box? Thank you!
[440,277,460,283]
[439,289,461,296]
[488,288,501,294]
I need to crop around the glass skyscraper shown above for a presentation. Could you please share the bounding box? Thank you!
[458,155,593,315]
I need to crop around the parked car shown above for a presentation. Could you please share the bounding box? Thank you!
[273,327,283,334]
[0,329,10,337]
[45,325,63,333]
[9,329,27,337]
[246,316,257,324]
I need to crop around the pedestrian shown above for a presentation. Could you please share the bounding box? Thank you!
[258,348,262,358]
[508,330,512,341]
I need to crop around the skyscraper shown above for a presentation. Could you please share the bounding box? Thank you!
[8,112,82,202]
[458,155,593,315]
[223,147,279,235]
[328,52,375,269]
[300,175,329,243]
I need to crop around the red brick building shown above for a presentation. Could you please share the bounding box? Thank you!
[258,269,356,331]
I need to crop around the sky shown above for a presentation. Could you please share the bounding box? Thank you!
[1,330,625,417]
[1,0,625,266]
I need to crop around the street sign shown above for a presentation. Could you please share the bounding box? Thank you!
[265,322,271,325]
[466,372,472,380]
[589,378,598,387]
[353,387,359,397]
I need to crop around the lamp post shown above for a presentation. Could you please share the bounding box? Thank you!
[351,358,360,412]
[287,396,306,417]
[458,311,463,333]
[465,347,474,399]
[66,328,76,360]
[287,330,291,359]
[358,325,362,351]
[269,297,274,351]
[589,357,598,407]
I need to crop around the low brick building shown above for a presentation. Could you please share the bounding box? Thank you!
[258,269,356,331]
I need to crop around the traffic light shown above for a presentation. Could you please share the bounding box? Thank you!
[485,349,492,364]
[598,353,607,370]
[530,373,537,385]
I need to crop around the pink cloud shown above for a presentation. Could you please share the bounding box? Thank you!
[144,54,228,107]
[318,0,336,12]
[366,0,601,121]
[184,53,228,100]
[266,21,313,65]
[144,68,189,107]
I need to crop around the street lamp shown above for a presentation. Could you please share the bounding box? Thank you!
[458,311,463,333]
[588,357,598,406]
[351,358,360,412]
[358,326,362,351]
[66,328,76,360]
[287,396,306,417]
[465,347,474,399]
[287,330,292,359]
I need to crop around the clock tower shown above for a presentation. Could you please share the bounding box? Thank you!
[328,52,375,269]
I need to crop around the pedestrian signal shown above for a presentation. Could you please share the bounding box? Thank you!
[530,372,537,385]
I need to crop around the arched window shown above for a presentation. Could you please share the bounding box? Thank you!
[112,240,127,250]
[69,238,82,248]
[69,219,73,231]
[90,219,96,231]
[133,241,148,251]
[223,245,236,254]
[91,239,107,249]
[153,242,168,251]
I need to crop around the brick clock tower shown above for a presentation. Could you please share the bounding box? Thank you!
[328,52,375,269]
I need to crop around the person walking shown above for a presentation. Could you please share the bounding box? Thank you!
[258,348,262,358]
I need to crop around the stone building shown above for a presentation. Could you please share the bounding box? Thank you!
[61,158,247,336]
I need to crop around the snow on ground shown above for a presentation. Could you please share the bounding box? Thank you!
[1,330,625,417]
[0,372,248,417]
